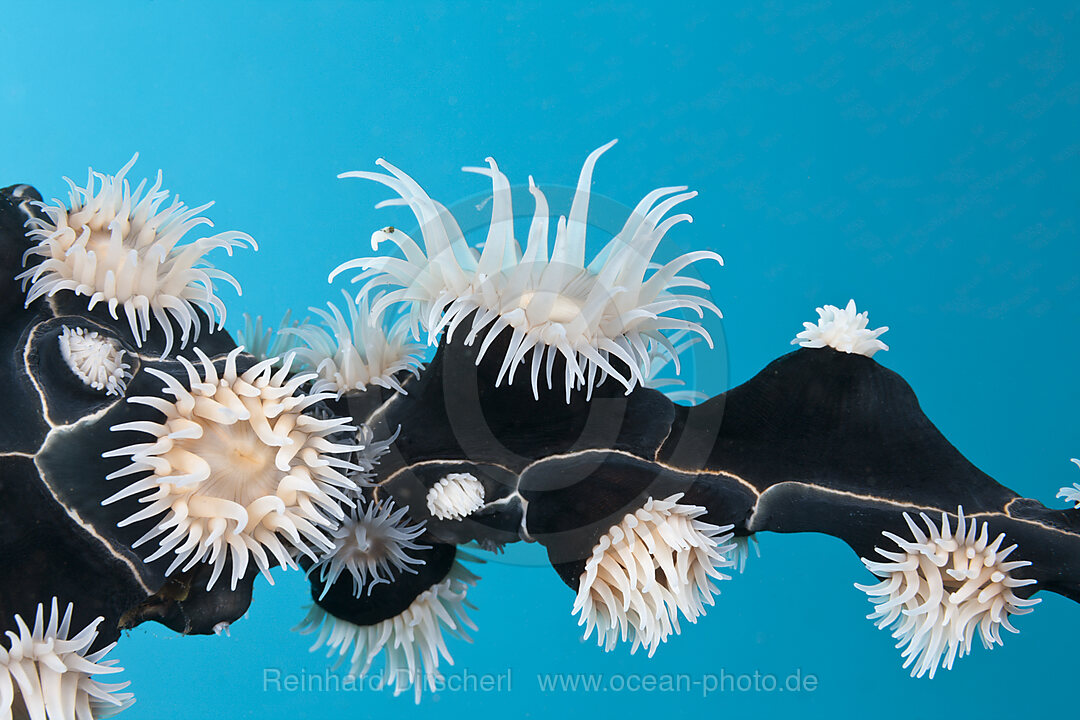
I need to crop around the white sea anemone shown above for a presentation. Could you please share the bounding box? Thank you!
[17,155,256,357]
[297,556,479,703]
[285,290,425,397]
[102,346,363,591]
[57,326,131,397]
[572,493,735,657]
[792,299,888,357]
[856,507,1040,679]
[237,310,304,362]
[0,598,133,720]
[1056,458,1080,507]
[330,140,722,402]
[426,473,485,521]
[310,497,428,599]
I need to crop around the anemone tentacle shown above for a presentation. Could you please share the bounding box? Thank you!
[1056,459,1080,508]
[237,310,304,362]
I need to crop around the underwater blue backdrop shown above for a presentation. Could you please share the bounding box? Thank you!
[2,1,1078,718]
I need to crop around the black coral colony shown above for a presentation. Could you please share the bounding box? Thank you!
[0,145,1072,717]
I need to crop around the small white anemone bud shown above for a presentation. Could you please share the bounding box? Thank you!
[426,473,486,521]
[58,325,131,396]
[1056,458,1080,507]
[793,299,888,357]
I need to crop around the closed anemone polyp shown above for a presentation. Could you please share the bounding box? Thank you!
[572,493,736,657]
[102,346,363,591]
[58,325,131,396]
[297,558,479,703]
[0,598,134,720]
[309,497,429,599]
[330,140,723,402]
[17,155,256,357]
[285,289,426,397]
[792,298,888,357]
[856,507,1040,679]
[426,472,485,521]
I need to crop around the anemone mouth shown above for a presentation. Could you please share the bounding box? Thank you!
[856,507,1040,679]
[793,298,888,357]
[0,598,134,720]
[284,289,426,397]
[297,555,479,703]
[16,154,257,357]
[426,472,486,521]
[572,493,736,657]
[103,346,365,591]
[330,140,723,402]
[310,497,429,599]
[58,325,132,396]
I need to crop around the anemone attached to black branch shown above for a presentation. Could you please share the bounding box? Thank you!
[0,164,369,719]
[324,144,1077,683]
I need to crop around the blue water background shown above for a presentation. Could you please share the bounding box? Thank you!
[2,2,1079,718]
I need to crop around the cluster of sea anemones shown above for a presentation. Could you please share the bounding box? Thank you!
[572,493,736,657]
[330,141,722,402]
[856,507,1039,678]
[18,155,256,358]
[103,346,364,590]
[0,598,133,720]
